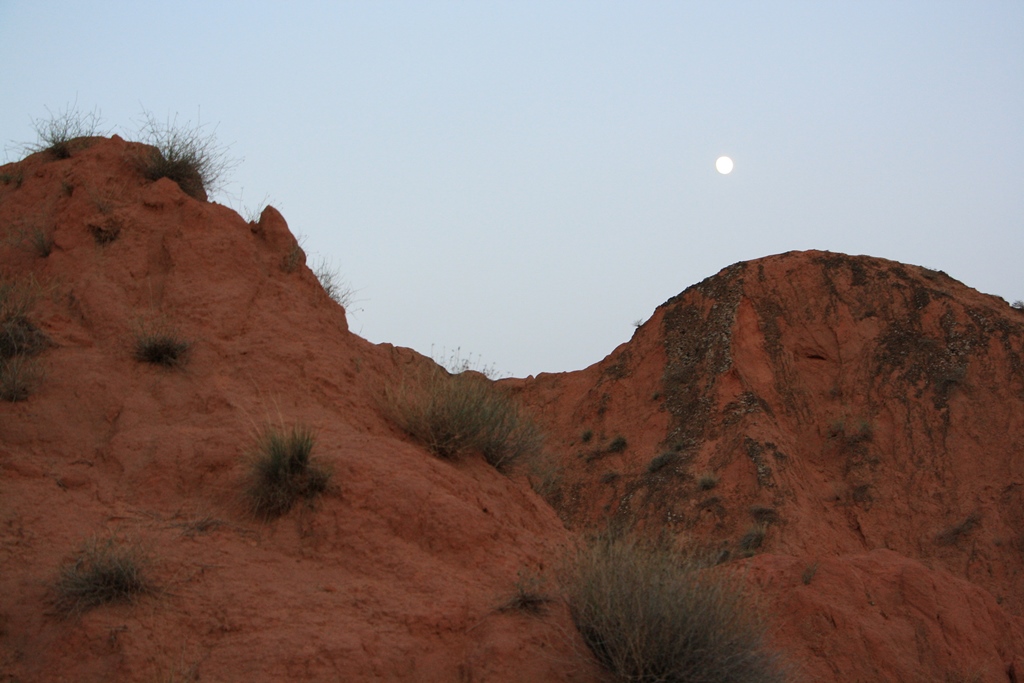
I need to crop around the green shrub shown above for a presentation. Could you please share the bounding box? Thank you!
[386,365,542,472]
[27,102,105,159]
[135,110,236,201]
[53,535,152,617]
[564,534,786,683]
[246,424,329,519]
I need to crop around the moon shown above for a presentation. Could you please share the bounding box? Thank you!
[715,156,734,174]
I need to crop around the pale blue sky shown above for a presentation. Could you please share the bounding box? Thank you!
[2,2,1021,377]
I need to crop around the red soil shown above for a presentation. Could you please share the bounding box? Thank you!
[513,250,1024,681]
[0,136,1020,681]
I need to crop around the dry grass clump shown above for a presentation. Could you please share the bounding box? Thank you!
[936,512,981,546]
[53,535,153,617]
[133,319,191,368]
[498,570,553,616]
[245,424,330,520]
[697,471,719,491]
[563,534,786,683]
[135,110,236,201]
[0,274,47,400]
[386,365,542,472]
[312,257,357,309]
[27,102,105,159]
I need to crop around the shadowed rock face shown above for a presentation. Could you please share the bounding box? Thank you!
[514,250,1024,681]
[1,137,1021,682]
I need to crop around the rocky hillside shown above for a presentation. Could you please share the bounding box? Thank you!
[0,136,595,682]
[514,250,1024,681]
[0,135,1021,681]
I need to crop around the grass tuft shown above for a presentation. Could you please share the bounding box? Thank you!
[246,424,330,520]
[936,512,981,546]
[134,110,237,201]
[499,570,552,616]
[386,365,542,472]
[53,535,152,617]
[134,320,191,368]
[697,472,719,491]
[0,274,47,400]
[0,356,42,401]
[312,257,357,309]
[27,102,105,159]
[646,452,679,474]
[564,534,787,683]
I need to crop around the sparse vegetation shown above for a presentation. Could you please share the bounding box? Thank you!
[750,506,778,524]
[431,345,500,379]
[27,102,105,159]
[0,167,24,187]
[563,533,786,683]
[53,535,153,617]
[281,241,305,273]
[526,451,563,502]
[25,225,53,258]
[386,365,542,471]
[739,524,768,553]
[499,570,552,616]
[133,320,191,368]
[646,452,678,474]
[828,416,873,444]
[135,110,236,201]
[89,218,122,244]
[0,274,47,400]
[698,472,719,491]
[581,429,593,443]
[607,436,627,453]
[0,356,43,401]
[312,257,357,309]
[1011,300,1024,311]
[245,423,330,520]
[801,563,818,586]
[936,512,981,546]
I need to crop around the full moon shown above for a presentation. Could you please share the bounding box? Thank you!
[715,156,734,174]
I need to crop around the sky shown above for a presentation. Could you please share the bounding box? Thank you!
[1,2,1021,378]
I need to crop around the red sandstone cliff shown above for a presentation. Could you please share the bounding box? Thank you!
[514,250,1024,681]
[0,136,1020,681]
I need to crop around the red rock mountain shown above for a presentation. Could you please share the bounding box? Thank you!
[0,136,1021,681]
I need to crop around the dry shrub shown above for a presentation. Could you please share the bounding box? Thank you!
[27,102,105,159]
[0,356,43,401]
[133,319,191,368]
[499,570,553,616]
[563,534,787,683]
[386,365,542,472]
[135,110,236,201]
[53,535,153,617]
[245,424,330,520]
[0,274,48,400]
